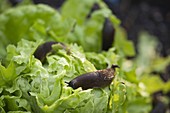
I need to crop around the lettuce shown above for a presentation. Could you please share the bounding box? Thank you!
[0,0,170,113]
[0,4,74,60]
[0,39,125,113]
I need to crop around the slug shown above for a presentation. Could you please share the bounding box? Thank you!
[34,41,66,62]
[68,65,119,90]
[87,3,100,18]
[102,18,115,51]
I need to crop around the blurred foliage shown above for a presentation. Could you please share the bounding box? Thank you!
[0,0,11,13]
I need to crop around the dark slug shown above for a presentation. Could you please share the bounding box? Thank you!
[87,3,115,51]
[68,65,119,90]
[34,41,66,62]
[102,18,115,51]
[87,3,100,18]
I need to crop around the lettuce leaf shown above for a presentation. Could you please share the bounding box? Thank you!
[0,4,74,59]
[0,61,17,86]
[0,39,124,112]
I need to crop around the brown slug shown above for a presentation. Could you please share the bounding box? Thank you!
[102,18,115,51]
[34,41,66,63]
[68,65,119,90]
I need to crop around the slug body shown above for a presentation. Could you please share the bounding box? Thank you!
[34,41,65,62]
[87,3,100,18]
[68,65,119,90]
[102,18,115,51]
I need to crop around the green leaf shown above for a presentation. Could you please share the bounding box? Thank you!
[0,4,75,59]
[141,75,170,94]
[114,27,135,57]
[42,89,92,113]
[108,82,127,113]
[0,61,17,86]
[136,32,158,75]
[61,0,98,25]
[86,47,118,69]
[150,56,170,73]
